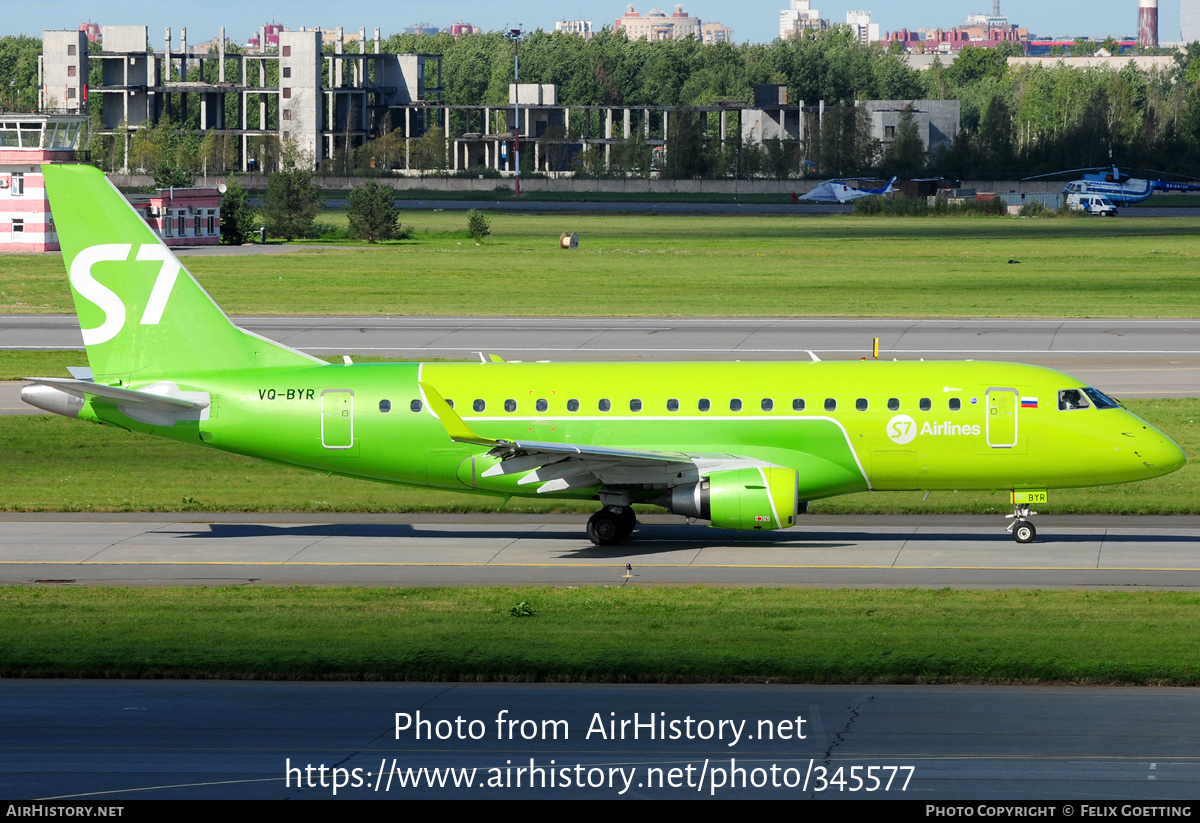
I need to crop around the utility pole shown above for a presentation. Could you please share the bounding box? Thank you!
[509,27,523,198]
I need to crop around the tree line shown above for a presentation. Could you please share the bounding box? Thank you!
[5,29,1200,180]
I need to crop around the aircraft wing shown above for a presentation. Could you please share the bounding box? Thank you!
[420,381,767,493]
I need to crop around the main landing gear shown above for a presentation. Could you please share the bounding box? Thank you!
[1006,504,1037,544]
[587,505,637,546]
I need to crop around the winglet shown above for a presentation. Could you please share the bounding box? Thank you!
[419,381,499,446]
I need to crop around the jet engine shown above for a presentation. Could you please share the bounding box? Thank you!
[658,467,800,530]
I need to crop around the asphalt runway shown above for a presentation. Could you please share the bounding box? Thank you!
[4,316,1200,417]
[3,514,1200,589]
[5,680,1200,800]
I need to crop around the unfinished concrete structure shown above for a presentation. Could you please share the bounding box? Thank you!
[859,100,960,155]
[39,25,443,172]
[37,27,960,177]
[38,30,89,112]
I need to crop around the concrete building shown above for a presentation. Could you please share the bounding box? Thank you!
[38,30,89,113]
[700,22,734,44]
[741,84,799,143]
[556,20,596,38]
[41,25,444,173]
[616,5,701,40]
[0,114,86,252]
[859,100,960,156]
[780,1,825,39]
[846,10,880,44]
[1006,54,1173,71]
[1182,0,1200,41]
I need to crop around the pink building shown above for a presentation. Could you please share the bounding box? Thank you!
[0,113,219,251]
[0,115,85,252]
[247,23,284,52]
[126,188,222,247]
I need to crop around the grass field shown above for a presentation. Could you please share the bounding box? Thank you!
[5,213,1200,317]
[1,396,1193,515]
[4,586,1200,683]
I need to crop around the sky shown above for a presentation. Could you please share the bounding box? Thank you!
[5,0,1183,46]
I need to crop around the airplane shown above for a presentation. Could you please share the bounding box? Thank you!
[22,165,1187,546]
[1027,166,1200,207]
[799,176,897,204]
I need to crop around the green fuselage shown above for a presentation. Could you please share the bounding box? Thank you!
[75,359,1184,505]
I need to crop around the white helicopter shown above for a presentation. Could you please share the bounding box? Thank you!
[799,176,897,204]
[1025,166,1200,206]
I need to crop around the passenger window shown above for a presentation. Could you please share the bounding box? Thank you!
[824,398,836,411]
[504,399,517,413]
[567,399,579,412]
[473,399,485,413]
[888,398,899,411]
[730,399,743,412]
[667,399,679,412]
[1058,389,1090,411]
[410,399,423,412]
[793,399,805,411]
[761,398,773,412]
[630,399,642,412]
[379,399,392,413]
[919,398,931,412]
[536,399,548,412]
[698,398,711,412]
[856,398,868,411]
[599,399,611,412]
[949,398,961,411]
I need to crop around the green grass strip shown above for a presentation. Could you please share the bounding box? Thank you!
[6,214,1200,316]
[3,586,1199,684]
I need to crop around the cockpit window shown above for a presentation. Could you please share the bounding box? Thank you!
[1082,387,1121,409]
[1058,389,1090,411]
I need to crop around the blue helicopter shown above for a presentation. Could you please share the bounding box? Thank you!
[1025,166,1200,206]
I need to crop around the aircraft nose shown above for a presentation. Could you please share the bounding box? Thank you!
[1159,437,1188,475]
[1138,430,1187,478]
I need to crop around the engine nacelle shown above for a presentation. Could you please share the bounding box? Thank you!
[662,467,799,531]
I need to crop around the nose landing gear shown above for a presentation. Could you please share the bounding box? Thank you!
[1006,503,1037,544]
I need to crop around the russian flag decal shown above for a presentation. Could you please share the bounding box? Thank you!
[1020,397,1038,408]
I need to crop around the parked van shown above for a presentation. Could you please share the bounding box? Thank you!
[1066,193,1118,216]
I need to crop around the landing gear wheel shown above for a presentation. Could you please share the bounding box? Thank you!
[1006,502,1038,543]
[586,508,623,546]
[616,506,637,539]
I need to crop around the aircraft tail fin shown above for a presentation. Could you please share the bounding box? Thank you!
[884,176,898,193]
[42,164,321,383]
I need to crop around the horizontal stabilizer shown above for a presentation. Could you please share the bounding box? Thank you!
[24,377,208,412]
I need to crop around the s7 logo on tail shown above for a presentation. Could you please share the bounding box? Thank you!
[69,243,182,345]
